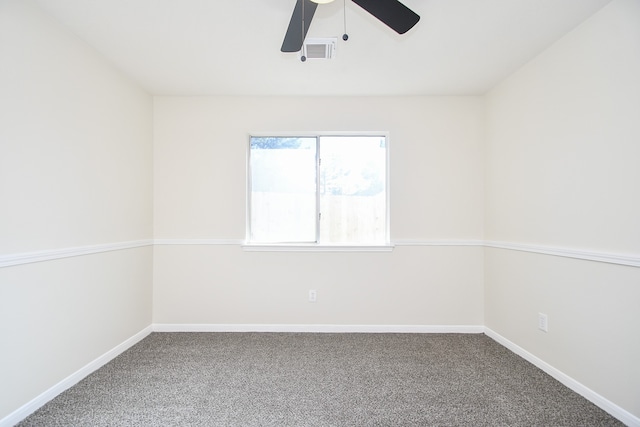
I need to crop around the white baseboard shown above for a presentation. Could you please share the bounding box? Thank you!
[0,326,153,427]
[484,327,639,427]
[152,323,485,334]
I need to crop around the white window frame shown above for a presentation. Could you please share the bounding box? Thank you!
[243,131,392,252]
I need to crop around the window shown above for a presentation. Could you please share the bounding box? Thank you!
[248,134,388,246]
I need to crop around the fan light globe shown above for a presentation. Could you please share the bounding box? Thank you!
[310,0,335,3]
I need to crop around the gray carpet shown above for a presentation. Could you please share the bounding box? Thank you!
[19,333,623,426]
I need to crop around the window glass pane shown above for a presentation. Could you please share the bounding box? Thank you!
[250,137,317,242]
[319,136,386,244]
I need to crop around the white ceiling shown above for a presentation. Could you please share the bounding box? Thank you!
[33,0,612,96]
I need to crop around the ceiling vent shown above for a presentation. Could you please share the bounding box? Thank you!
[301,38,337,60]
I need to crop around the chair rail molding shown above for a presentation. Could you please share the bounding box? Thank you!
[2,239,637,268]
[0,240,153,268]
[484,240,640,268]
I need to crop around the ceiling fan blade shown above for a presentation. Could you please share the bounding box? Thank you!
[351,0,420,34]
[281,0,319,52]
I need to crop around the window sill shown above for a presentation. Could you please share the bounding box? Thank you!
[241,244,395,252]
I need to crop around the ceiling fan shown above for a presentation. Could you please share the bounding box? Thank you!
[281,0,420,53]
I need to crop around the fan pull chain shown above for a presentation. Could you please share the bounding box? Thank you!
[301,0,307,61]
[342,0,349,41]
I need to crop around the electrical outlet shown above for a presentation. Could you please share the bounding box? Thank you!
[308,290,317,303]
[538,313,548,332]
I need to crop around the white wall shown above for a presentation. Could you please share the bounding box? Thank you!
[484,0,640,419]
[0,0,153,420]
[153,96,485,326]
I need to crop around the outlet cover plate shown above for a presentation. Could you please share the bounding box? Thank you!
[538,313,548,332]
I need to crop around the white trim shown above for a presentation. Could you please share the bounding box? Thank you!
[153,239,481,248]
[153,323,484,334]
[2,239,637,268]
[0,326,153,427]
[0,240,153,268]
[241,244,394,252]
[246,132,392,249]
[393,239,484,247]
[154,239,243,246]
[484,328,639,427]
[249,130,391,138]
[485,240,640,268]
